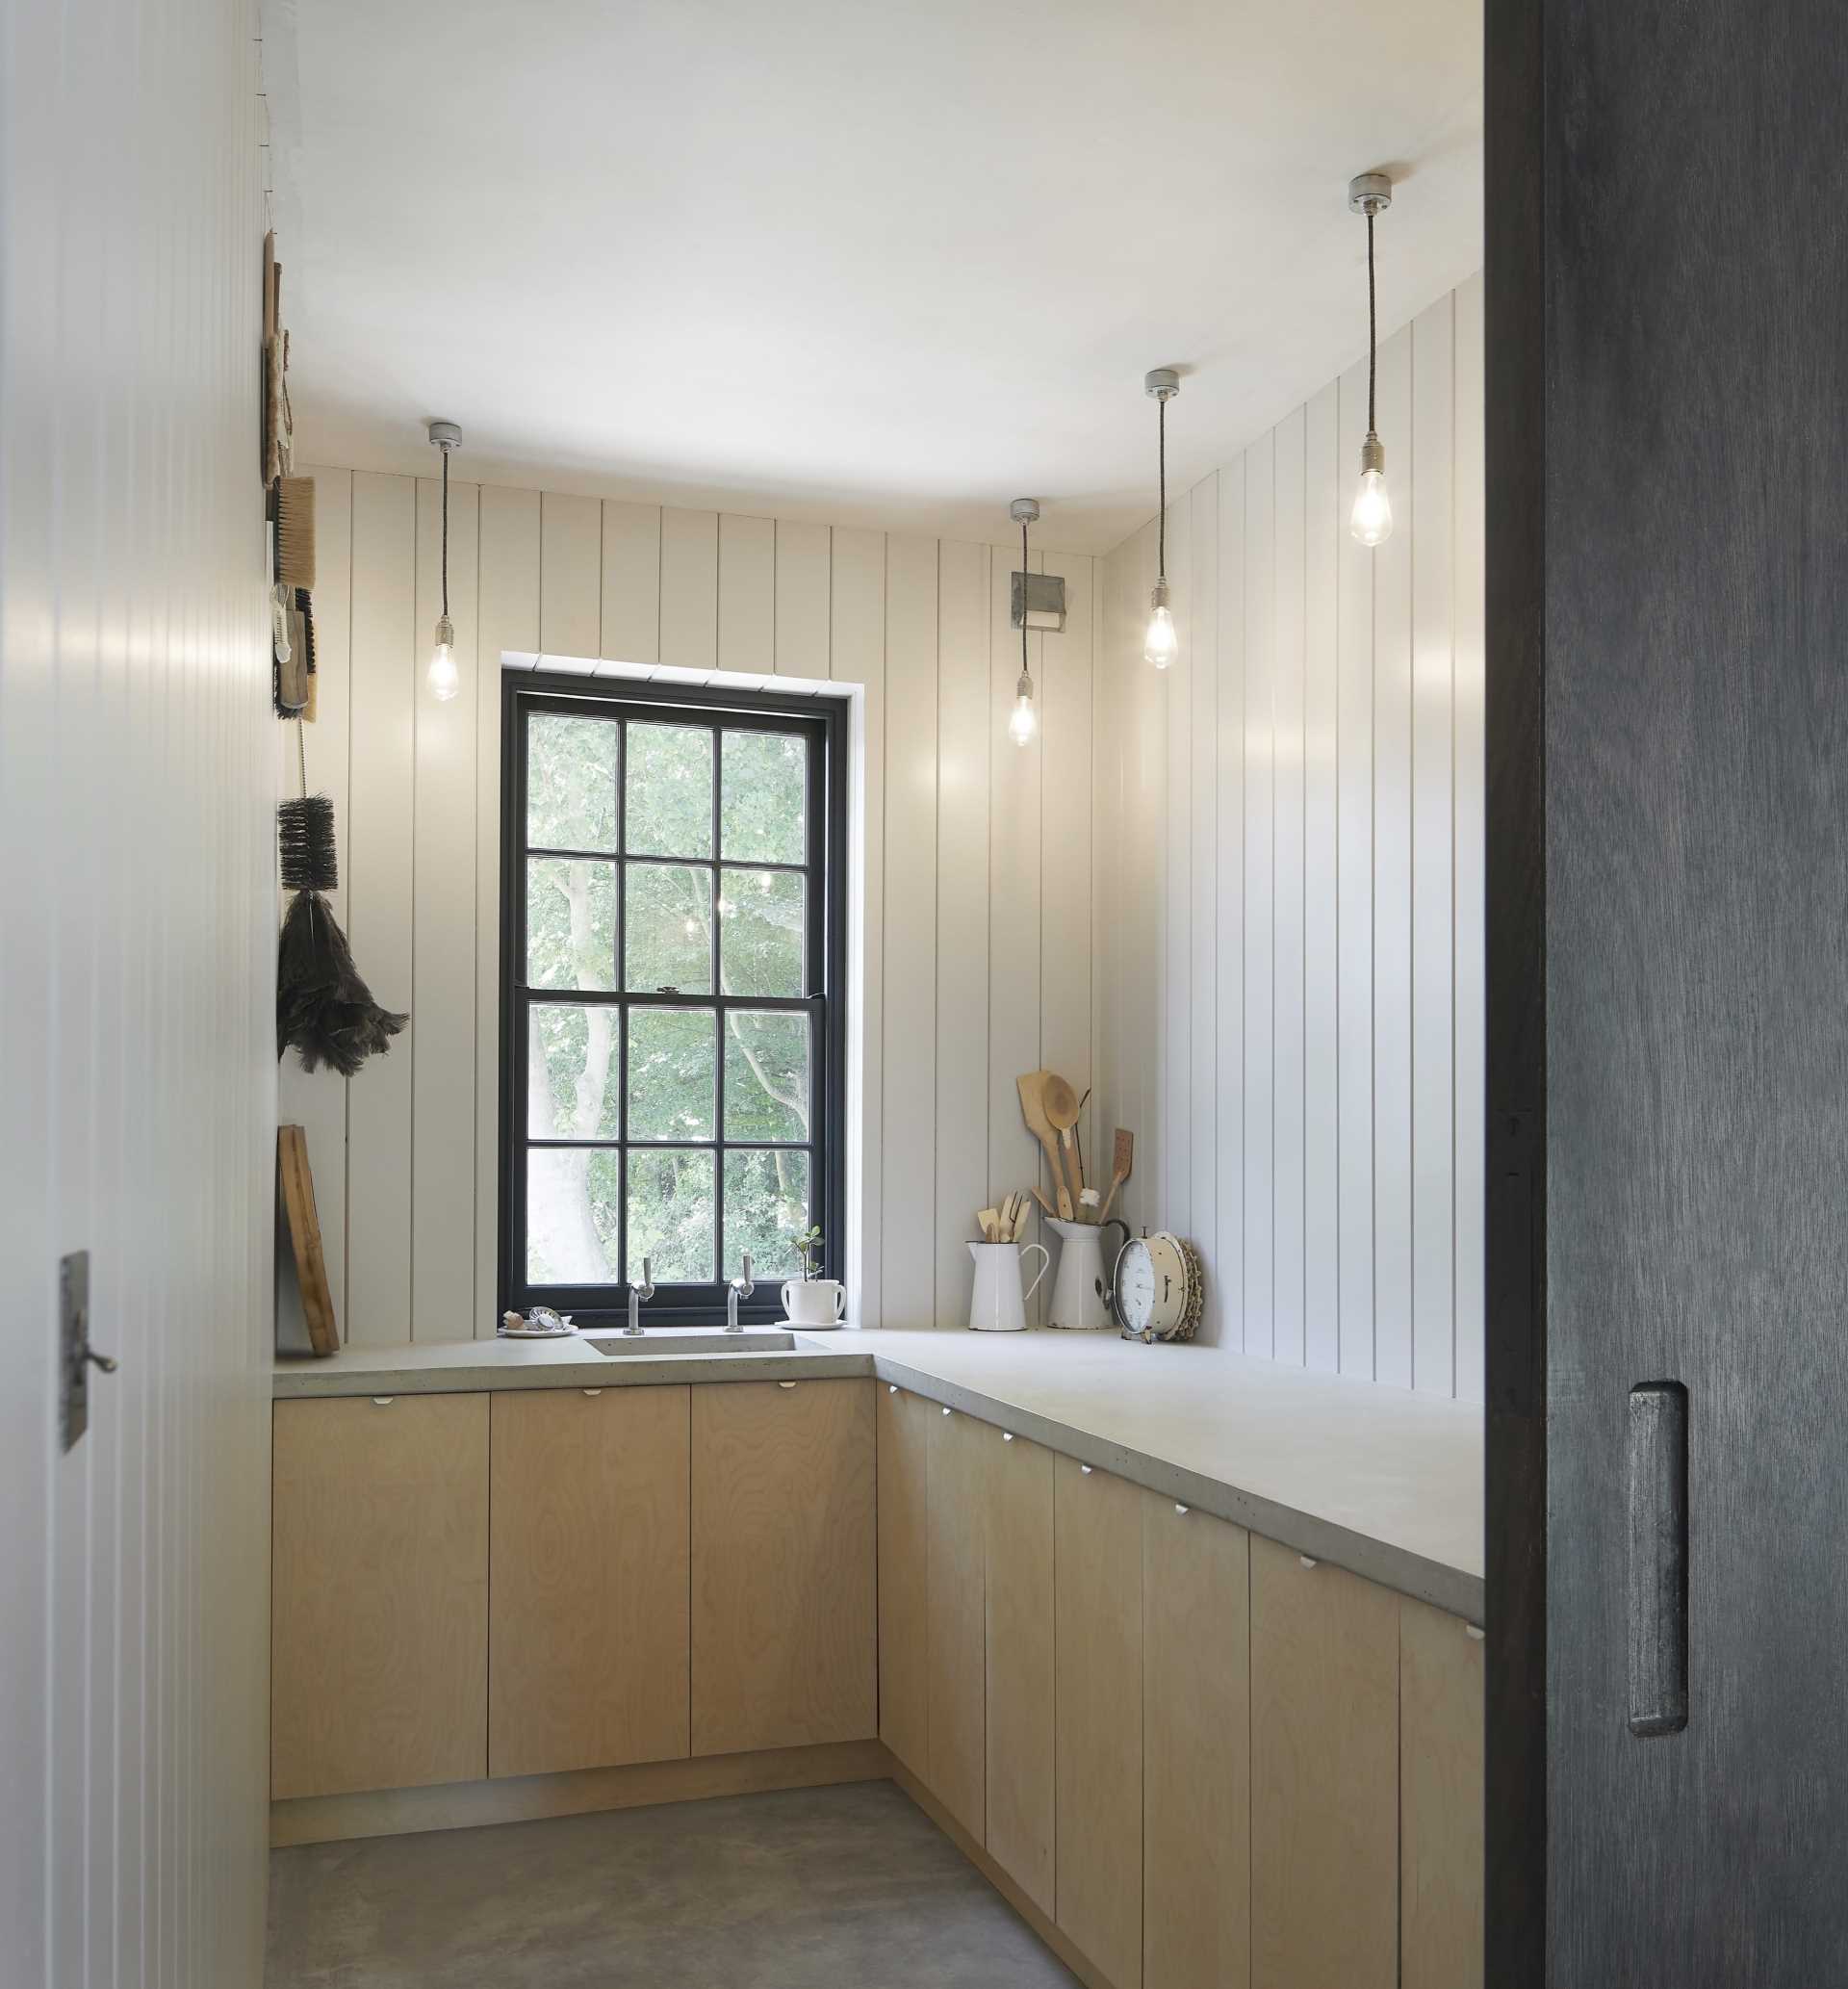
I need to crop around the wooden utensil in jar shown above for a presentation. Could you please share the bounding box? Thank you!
[1016,1070,1073,1220]
[1042,1072,1083,1217]
[1097,1128,1135,1223]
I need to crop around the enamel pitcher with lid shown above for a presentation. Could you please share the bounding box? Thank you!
[1046,1216,1132,1330]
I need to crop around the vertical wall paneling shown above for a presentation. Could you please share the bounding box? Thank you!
[1271,408,1308,1367]
[831,527,886,1320]
[1242,436,1276,1351]
[1370,323,1416,1389]
[1097,275,1483,1400]
[474,486,541,1330]
[989,541,1043,1297]
[284,468,352,1330]
[413,475,480,1337]
[537,492,602,661]
[1335,355,1378,1379]
[1187,478,1221,1341]
[1301,388,1343,1374]
[346,474,419,1343]
[774,520,832,678]
[659,507,719,671]
[599,500,660,667]
[1040,550,1093,1208]
[718,513,776,677]
[1450,274,1487,1402]
[882,536,939,1325]
[1410,296,1458,1395]
[936,542,992,1321]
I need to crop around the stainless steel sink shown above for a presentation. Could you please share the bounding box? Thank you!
[587,1330,798,1356]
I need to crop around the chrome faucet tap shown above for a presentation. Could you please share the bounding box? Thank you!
[726,1252,755,1332]
[625,1257,654,1335]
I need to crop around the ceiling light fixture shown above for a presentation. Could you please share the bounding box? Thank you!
[1348,173,1394,547]
[1008,499,1040,746]
[1142,370,1180,668]
[426,420,462,700]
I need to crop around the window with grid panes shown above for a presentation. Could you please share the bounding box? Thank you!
[500,676,845,1324]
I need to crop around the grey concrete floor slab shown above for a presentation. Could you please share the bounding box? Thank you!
[266,1779,1080,1988]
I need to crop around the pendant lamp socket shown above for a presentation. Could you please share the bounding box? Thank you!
[1348,173,1393,218]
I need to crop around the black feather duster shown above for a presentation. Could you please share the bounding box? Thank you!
[276,792,407,1075]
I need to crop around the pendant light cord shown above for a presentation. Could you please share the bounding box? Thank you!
[1352,212,1368,437]
[1157,392,1168,579]
[440,444,450,619]
[1020,518,1030,675]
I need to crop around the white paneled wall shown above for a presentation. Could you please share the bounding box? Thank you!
[1096,275,1484,1400]
[286,484,1096,1337]
[0,0,273,1979]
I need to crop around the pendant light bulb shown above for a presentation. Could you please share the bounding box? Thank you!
[1143,370,1180,668]
[426,419,463,700]
[1348,176,1394,548]
[1009,671,1038,746]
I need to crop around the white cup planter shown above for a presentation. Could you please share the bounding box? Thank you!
[782,1278,846,1329]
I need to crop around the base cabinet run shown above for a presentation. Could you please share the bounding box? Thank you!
[876,1387,1484,1989]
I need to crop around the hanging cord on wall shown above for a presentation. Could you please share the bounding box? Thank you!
[1366,209,1377,436]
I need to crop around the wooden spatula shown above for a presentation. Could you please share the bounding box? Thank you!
[1096,1128,1134,1223]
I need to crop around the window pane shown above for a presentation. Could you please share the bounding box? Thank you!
[526,857,616,990]
[625,862,712,994]
[527,713,617,852]
[628,1007,715,1141]
[720,868,804,996]
[526,1148,622,1285]
[721,731,806,866]
[723,1011,809,1142]
[626,723,712,858]
[723,1149,810,1280]
[528,1003,620,1138]
[627,1149,715,1282]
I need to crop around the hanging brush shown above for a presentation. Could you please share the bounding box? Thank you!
[276,725,407,1076]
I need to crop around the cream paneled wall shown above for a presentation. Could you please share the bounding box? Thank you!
[285,479,1097,1339]
[1095,275,1485,1400]
[1,0,274,1978]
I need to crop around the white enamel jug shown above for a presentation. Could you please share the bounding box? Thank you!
[967,1240,1049,1332]
[1046,1217,1132,1330]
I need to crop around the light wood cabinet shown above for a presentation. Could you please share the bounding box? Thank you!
[876,1383,931,1779]
[271,1394,489,1800]
[1250,1534,1399,1989]
[690,1379,877,1756]
[1142,1492,1249,1989]
[1055,1457,1144,1989]
[927,1405,988,1843]
[984,1427,1057,1917]
[488,1386,690,1779]
[1400,1598,1485,1989]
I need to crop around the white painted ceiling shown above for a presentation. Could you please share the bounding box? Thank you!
[270,0,1481,554]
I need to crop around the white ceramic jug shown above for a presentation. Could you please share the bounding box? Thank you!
[967,1240,1049,1332]
[1046,1216,1131,1330]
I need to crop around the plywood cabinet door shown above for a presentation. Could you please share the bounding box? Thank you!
[877,1383,931,1780]
[488,1386,690,1779]
[926,1405,987,1843]
[1400,1598,1485,1989]
[985,1428,1056,1917]
[1142,1493,1249,1989]
[1250,1535,1399,1989]
[691,1379,877,1755]
[271,1394,490,1800]
[1055,1456,1144,1989]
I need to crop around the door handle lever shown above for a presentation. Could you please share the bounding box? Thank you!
[1628,1382,1688,1737]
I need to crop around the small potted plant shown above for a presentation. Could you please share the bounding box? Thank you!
[780,1225,846,1329]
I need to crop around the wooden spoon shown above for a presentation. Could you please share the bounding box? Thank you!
[1042,1073,1082,1218]
[1016,1071,1071,1220]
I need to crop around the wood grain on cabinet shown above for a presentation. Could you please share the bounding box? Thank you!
[271,1395,490,1800]
[877,1384,931,1779]
[1250,1534,1399,1989]
[1142,1493,1249,1989]
[691,1380,877,1755]
[986,1428,1057,1916]
[1055,1456,1144,1989]
[488,1386,690,1779]
[927,1405,988,1843]
[1401,1599,1485,1988]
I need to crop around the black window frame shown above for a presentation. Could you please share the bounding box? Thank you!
[500,671,848,1326]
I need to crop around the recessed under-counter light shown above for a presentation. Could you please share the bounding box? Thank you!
[1142,371,1180,668]
[1348,174,1395,548]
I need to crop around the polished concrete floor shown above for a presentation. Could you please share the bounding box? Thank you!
[266,1779,1080,1987]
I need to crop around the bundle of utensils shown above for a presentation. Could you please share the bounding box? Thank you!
[1016,1068,1133,1224]
[975,1194,1032,1244]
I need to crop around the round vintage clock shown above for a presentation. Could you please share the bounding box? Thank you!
[1112,1231,1205,1343]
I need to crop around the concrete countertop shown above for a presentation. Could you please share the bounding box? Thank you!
[274,1326,1484,1623]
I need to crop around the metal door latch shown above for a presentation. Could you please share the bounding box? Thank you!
[60,1252,116,1453]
